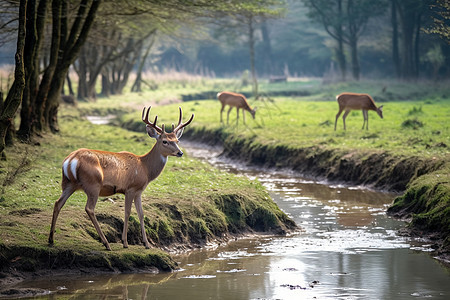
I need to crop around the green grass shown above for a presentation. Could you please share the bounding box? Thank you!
[118,97,449,159]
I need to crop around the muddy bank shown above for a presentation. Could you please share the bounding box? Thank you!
[182,126,450,254]
[183,126,443,192]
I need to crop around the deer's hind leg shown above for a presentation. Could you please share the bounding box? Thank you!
[220,104,225,123]
[342,110,351,130]
[48,180,77,245]
[122,192,134,248]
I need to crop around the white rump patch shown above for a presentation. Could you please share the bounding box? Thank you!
[63,159,70,179]
[70,158,78,180]
[63,157,78,180]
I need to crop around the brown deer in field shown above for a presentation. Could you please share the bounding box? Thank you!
[48,107,194,250]
[217,91,256,124]
[334,92,383,130]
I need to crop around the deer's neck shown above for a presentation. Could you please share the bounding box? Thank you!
[141,146,168,182]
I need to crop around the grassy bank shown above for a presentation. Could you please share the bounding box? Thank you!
[0,107,296,283]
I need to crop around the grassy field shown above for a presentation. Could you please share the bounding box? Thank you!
[112,78,449,159]
[118,98,448,158]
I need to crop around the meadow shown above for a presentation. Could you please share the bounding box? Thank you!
[1,75,449,277]
[109,77,449,159]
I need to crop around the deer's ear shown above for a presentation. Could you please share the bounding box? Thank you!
[175,127,184,139]
[146,125,160,139]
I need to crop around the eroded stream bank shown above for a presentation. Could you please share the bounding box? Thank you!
[8,143,450,299]
[182,126,450,256]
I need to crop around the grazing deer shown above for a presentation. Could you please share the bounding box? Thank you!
[48,107,194,250]
[217,91,256,124]
[334,92,383,131]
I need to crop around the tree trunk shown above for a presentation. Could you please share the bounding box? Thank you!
[336,0,346,81]
[76,47,88,100]
[101,71,111,97]
[414,11,422,78]
[346,0,360,80]
[261,21,273,76]
[0,0,26,156]
[66,72,75,96]
[391,0,401,78]
[17,0,42,140]
[349,36,360,80]
[132,33,155,93]
[397,0,420,79]
[248,16,258,98]
[34,0,61,133]
[45,0,101,132]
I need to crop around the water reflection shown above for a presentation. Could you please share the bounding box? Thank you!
[11,143,450,299]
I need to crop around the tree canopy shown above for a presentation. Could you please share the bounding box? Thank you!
[0,0,449,157]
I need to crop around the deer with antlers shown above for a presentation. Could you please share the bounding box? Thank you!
[48,107,194,250]
[217,91,256,124]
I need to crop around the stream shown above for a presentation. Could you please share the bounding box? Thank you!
[11,142,450,299]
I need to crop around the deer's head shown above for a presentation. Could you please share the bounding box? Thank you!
[376,106,383,119]
[250,107,257,119]
[142,107,194,157]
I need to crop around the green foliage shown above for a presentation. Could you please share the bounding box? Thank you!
[407,105,423,115]
[401,118,424,130]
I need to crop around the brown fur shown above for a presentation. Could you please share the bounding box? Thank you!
[335,92,383,130]
[217,91,256,124]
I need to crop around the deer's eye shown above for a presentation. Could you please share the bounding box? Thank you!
[162,140,168,145]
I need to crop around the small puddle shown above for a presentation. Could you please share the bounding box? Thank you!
[85,115,116,125]
[9,142,450,299]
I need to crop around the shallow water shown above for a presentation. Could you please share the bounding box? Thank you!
[12,143,450,299]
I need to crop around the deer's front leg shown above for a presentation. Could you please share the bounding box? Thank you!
[122,192,134,248]
[342,110,351,131]
[362,110,369,130]
[134,192,151,249]
[335,107,344,131]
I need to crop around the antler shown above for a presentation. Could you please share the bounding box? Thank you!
[173,106,194,133]
[142,106,163,134]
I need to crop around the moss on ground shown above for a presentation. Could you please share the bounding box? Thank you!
[387,161,450,253]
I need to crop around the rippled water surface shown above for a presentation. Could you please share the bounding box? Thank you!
[14,143,450,299]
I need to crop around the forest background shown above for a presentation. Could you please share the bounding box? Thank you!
[0,0,449,157]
